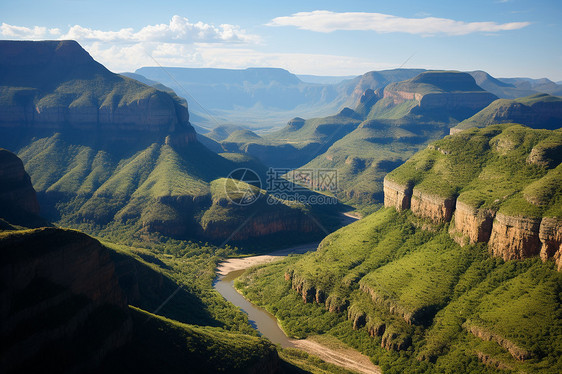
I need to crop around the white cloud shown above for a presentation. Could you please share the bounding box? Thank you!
[268,10,530,36]
[0,23,60,39]
[0,15,259,44]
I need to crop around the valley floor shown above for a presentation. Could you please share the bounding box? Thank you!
[216,219,381,374]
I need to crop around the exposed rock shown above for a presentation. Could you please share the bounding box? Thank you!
[410,188,456,223]
[465,322,530,361]
[0,149,41,226]
[380,328,412,351]
[450,201,495,245]
[539,217,562,270]
[383,177,413,211]
[0,40,197,144]
[488,213,542,261]
[0,228,132,373]
[324,294,348,313]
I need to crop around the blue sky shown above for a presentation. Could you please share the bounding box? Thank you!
[1,0,561,80]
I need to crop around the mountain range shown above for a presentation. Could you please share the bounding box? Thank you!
[1,39,561,374]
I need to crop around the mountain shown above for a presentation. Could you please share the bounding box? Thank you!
[452,93,562,134]
[498,77,562,97]
[0,40,336,246]
[0,150,282,373]
[296,74,356,84]
[469,71,562,99]
[264,71,498,206]
[135,66,348,127]
[134,67,428,128]
[237,124,562,373]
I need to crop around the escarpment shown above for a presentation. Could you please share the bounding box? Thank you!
[0,40,198,145]
[0,149,40,224]
[382,71,497,116]
[384,124,562,269]
[0,228,132,373]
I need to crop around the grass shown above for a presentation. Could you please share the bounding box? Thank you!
[237,205,562,373]
[453,93,562,132]
[386,124,562,217]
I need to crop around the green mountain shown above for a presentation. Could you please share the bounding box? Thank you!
[237,124,562,373]
[0,40,336,246]
[275,71,498,207]
[452,93,562,134]
[0,148,284,373]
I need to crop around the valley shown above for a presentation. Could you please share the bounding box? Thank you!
[0,31,560,374]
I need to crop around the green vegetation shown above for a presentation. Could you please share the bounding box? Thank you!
[387,124,562,217]
[453,93,562,132]
[237,207,562,373]
[102,306,278,374]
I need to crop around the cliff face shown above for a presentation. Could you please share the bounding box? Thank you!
[382,177,412,211]
[0,228,132,373]
[383,125,561,269]
[383,177,561,269]
[0,40,197,142]
[382,71,497,117]
[0,148,41,225]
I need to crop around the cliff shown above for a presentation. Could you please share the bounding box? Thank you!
[0,40,196,143]
[384,124,562,269]
[0,148,43,227]
[0,228,132,373]
[452,93,562,134]
[382,71,497,120]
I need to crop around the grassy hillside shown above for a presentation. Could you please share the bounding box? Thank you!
[452,94,562,133]
[236,207,562,373]
[387,124,562,217]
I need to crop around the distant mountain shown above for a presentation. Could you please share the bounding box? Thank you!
[470,71,562,99]
[452,93,562,134]
[262,71,497,205]
[296,74,357,84]
[134,67,428,128]
[238,124,562,373]
[0,40,336,246]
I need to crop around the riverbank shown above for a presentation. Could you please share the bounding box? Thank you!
[214,213,381,374]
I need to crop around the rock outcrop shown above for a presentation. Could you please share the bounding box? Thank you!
[0,149,39,215]
[384,177,561,269]
[410,188,456,223]
[382,177,413,211]
[0,40,197,143]
[0,228,132,373]
[450,201,495,245]
[382,71,497,117]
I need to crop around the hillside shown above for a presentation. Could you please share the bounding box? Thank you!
[236,125,562,373]
[272,71,498,207]
[0,40,337,246]
[451,93,562,134]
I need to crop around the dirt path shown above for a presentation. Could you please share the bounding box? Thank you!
[292,338,381,374]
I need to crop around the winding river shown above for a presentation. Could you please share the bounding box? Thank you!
[213,242,320,347]
[212,213,382,374]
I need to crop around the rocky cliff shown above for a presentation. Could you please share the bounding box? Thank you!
[0,228,132,373]
[0,148,42,226]
[0,40,196,143]
[384,124,562,269]
[452,93,562,134]
[382,71,497,119]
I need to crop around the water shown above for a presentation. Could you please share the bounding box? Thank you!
[213,269,294,347]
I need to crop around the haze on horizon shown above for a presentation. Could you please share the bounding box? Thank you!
[0,0,561,81]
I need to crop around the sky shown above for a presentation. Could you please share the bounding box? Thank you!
[1,0,561,81]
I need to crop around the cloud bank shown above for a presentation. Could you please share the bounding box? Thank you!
[1,15,258,44]
[268,10,530,36]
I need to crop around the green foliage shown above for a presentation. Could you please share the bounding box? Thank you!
[238,207,562,373]
[102,306,277,374]
[387,124,562,217]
